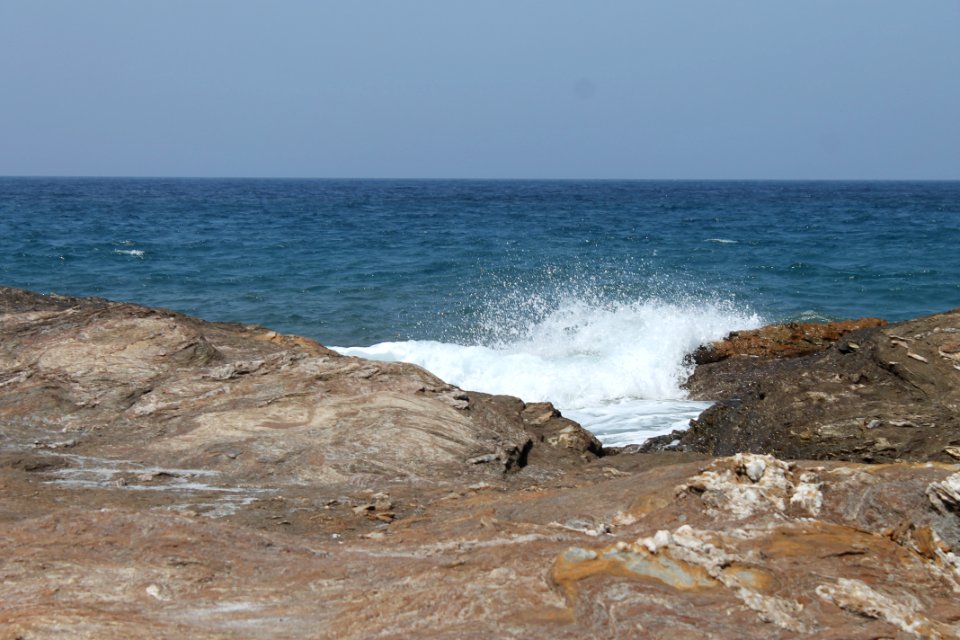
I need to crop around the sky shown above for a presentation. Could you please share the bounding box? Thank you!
[1,1,958,180]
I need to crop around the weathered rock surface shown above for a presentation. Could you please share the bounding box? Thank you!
[690,318,887,364]
[3,288,960,638]
[654,310,960,464]
[0,287,599,492]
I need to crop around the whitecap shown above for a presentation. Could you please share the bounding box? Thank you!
[706,238,739,244]
[335,296,762,445]
[795,309,831,323]
[114,249,145,257]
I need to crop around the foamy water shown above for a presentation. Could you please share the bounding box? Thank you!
[335,297,762,445]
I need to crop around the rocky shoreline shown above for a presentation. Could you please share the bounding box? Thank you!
[645,313,960,465]
[2,287,959,638]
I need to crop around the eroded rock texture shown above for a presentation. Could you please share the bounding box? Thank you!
[0,287,599,492]
[2,288,960,638]
[667,311,960,464]
[690,317,887,364]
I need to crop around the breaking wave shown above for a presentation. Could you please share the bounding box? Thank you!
[335,291,762,445]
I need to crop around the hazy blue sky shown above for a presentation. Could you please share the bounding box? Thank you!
[1,1,958,179]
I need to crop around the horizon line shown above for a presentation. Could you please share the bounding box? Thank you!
[2,174,959,183]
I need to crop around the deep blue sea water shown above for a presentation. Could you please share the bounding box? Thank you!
[2,178,958,444]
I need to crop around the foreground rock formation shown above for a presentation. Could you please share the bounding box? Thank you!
[2,287,960,638]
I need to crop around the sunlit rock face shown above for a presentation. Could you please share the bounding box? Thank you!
[0,287,599,489]
[1,287,959,639]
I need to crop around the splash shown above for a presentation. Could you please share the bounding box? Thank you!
[335,291,762,445]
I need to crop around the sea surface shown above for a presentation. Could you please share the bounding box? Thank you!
[2,178,958,445]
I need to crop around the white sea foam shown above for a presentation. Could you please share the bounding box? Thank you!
[335,297,762,446]
[114,248,145,257]
[706,238,739,244]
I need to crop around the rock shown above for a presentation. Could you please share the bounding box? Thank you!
[550,457,960,638]
[927,473,960,515]
[3,287,960,638]
[5,448,960,638]
[690,317,887,364]
[814,578,948,638]
[669,309,960,463]
[0,287,598,490]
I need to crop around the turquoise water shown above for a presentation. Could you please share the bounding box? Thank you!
[3,178,958,443]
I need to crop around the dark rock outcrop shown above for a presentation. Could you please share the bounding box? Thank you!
[658,311,960,464]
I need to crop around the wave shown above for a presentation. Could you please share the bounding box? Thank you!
[114,249,145,257]
[334,295,762,445]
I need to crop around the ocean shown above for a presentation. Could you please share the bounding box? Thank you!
[2,178,958,445]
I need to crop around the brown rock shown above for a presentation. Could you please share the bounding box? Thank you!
[3,452,960,638]
[0,286,599,491]
[691,317,887,364]
[669,309,960,464]
[3,287,960,638]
